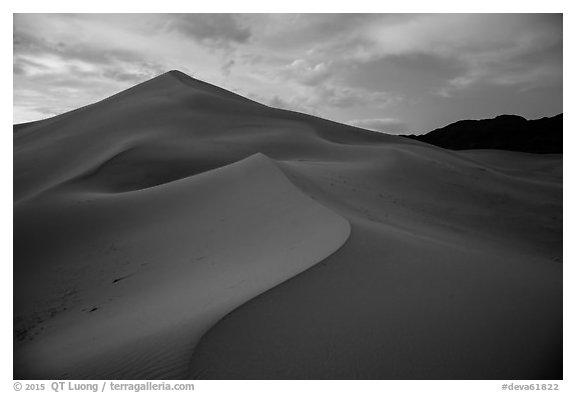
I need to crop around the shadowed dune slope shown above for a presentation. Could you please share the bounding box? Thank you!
[14,71,562,379]
[14,70,407,202]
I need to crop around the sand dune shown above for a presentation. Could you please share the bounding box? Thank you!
[14,152,350,379]
[190,148,562,379]
[14,71,562,379]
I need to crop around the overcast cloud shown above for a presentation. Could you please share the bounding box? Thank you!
[13,13,562,133]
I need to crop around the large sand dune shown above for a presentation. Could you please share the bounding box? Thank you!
[14,71,562,379]
[14,152,350,379]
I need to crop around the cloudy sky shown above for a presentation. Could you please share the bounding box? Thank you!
[13,13,562,133]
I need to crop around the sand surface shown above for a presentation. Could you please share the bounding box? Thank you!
[14,71,562,379]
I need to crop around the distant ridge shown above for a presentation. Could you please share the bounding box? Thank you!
[403,114,562,154]
[12,70,263,133]
[160,70,264,105]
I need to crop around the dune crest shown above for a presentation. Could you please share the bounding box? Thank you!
[14,153,351,379]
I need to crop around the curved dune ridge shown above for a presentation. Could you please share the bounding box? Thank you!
[14,153,351,379]
[14,70,562,379]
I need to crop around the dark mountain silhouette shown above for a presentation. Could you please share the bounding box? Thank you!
[404,114,562,153]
